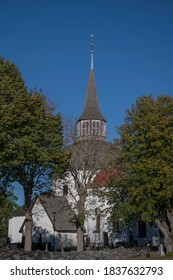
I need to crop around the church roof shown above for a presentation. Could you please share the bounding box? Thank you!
[17,193,77,233]
[78,69,106,122]
[40,194,77,233]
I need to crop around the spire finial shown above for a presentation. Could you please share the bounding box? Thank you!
[90,33,95,70]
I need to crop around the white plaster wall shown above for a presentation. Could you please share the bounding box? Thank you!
[32,198,54,244]
[8,216,25,243]
[85,214,109,245]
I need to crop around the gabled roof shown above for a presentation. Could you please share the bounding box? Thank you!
[39,194,77,233]
[18,193,77,233]
[78,70,106,122]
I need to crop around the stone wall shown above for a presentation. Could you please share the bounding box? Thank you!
[0,246,150,260]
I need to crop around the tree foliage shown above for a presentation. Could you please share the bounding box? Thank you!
[109,95,173,252]
[0,57,69,250]
[0,186,17,238]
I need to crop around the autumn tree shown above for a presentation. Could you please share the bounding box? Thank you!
[0,57,69,251]
[109,95,173,253]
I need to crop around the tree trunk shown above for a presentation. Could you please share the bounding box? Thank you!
[24,210,33,251]
[76,192,86,252]
[77,226,84,252]
[155,217,173,254]
[164,238,173,253]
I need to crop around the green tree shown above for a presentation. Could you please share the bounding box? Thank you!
[0,57,69,251]
[0,186,17,238]
[110,95,173,253]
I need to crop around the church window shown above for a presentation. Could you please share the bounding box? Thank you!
[82,121,89,135]
[77,123,80,137]
[85,121,89,135]
[102,122,106,136]
[95,208,101,233]
[63,185,68,196]
[93,121,100,135]
[82,122,85,135]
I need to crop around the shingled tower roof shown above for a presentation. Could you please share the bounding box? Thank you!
[78,69,106,122]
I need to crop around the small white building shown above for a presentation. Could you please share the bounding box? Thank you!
[8,194,77,250]
[8,212,25,245]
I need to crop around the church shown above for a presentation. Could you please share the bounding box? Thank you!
[8,35,162,251]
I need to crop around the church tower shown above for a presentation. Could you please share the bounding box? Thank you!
[77,34,106,141]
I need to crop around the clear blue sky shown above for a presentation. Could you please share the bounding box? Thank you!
[1,0,173,204]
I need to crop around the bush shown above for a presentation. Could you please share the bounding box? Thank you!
[166,251,173,257]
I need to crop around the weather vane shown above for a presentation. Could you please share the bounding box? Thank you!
[90,33,95,70]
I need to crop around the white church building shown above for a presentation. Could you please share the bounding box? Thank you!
[8,35,162,251]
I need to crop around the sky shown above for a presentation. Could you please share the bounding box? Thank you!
[1,0,173,205]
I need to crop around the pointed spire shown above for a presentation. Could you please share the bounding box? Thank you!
[90,34,95,70]
[78,70,106,121]
[78,33,106,122]
[77,35,106,141]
